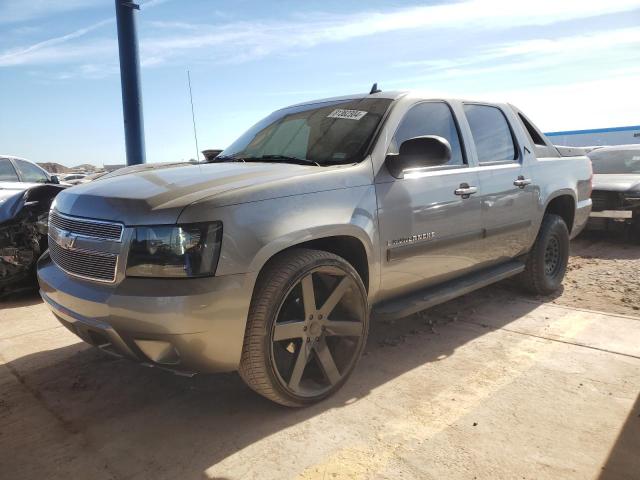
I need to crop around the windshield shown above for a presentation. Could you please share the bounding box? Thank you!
[219,98,393,166]
[589,149,640,174]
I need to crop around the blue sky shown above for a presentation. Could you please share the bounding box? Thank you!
[1,0,639,167]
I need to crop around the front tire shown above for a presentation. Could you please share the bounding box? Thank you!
[239,248,369,407]
[519,214,569,295]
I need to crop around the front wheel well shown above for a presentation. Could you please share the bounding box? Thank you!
[267,236,370,292]
[545,195,575,233]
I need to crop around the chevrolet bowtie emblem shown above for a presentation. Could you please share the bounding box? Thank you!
[57,230,77,250]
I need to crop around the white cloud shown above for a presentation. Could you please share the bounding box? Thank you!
[138,0,640,66]
[140,0,174,8]
[0,19,114,67]
[53,62,120,80]
[389,27,640,80]
[4,0,640,70]
[147,21,202,31]
[378,26,640,131]
[0,0,165,24]
[319,0,640,39]
[491,73,640,131]
[486,27,640,59]
[0,0,105,25]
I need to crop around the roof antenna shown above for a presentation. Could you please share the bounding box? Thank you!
[187,70,200,161]
[369,82,381,94]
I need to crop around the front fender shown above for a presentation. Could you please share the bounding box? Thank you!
[178,185,381,297]
[248,222,376,284]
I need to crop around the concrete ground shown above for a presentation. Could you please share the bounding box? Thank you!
[1,233,639,480]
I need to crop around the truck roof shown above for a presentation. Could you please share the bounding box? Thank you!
[285,90,509,110]
[285,91,408,109]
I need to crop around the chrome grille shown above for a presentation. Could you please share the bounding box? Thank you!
[591,190,619,212]
[50,210,123,241]
[49,240,118,283]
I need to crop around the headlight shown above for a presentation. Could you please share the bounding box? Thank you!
[126,222,222,278]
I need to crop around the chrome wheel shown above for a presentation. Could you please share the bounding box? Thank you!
[270,265,366,398]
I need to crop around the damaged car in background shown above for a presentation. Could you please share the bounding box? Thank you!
[1,156,66,296]
[587,145,640,241]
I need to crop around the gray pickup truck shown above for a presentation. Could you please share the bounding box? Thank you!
[37,91,592,406]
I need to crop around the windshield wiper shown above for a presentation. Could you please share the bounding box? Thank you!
[210,154,246,163]
[251,155,321,166]
[212,154,320,166]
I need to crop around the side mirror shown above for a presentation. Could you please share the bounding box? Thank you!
[385,135,452,178]
[202,149,223,162]
[49,175,60,184]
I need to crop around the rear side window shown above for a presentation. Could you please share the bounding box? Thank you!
[0,159,20,181]
[464,105,516,164]
[518,113,546,146]
[14,159,48,183]
[389,102,465,166]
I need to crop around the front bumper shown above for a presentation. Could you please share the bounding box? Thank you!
[589,210,634,219]
[37,253,254,373]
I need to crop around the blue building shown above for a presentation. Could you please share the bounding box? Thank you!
[545,125,640,147]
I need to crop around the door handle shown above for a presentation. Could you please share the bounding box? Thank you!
[454,183,478,199]
[514,176,532,188]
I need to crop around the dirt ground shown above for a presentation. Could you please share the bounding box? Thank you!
[553,231,640,316]
[0,230,639,480]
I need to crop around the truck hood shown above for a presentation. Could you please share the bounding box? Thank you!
[53,161,371,225]
[592,174,640,193]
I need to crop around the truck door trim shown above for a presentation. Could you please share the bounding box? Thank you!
[484,219,532,238]
[386,228,485,261]
[387,217,533,261]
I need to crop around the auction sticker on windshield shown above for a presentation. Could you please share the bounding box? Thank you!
[327,109,367,120]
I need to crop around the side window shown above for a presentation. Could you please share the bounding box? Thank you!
[389,102,465,166]
[14,159,48,183]
[518,113,546,146]
[464,105,516,164]
[0,159,20,181]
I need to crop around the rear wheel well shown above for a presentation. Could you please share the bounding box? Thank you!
[273,236,370,292]
[545,195,575,232]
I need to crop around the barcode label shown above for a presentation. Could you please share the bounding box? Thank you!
[327,109,367,120]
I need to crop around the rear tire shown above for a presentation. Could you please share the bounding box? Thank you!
[239,248,369,407]
[518,214,569,295]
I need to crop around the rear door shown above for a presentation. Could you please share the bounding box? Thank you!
[375,101,484,300]
[462,104,537,263]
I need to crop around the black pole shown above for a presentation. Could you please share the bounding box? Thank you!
[115,0,146,165]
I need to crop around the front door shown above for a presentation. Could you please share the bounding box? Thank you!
[462,104,537,263]
[375,101,484,301]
